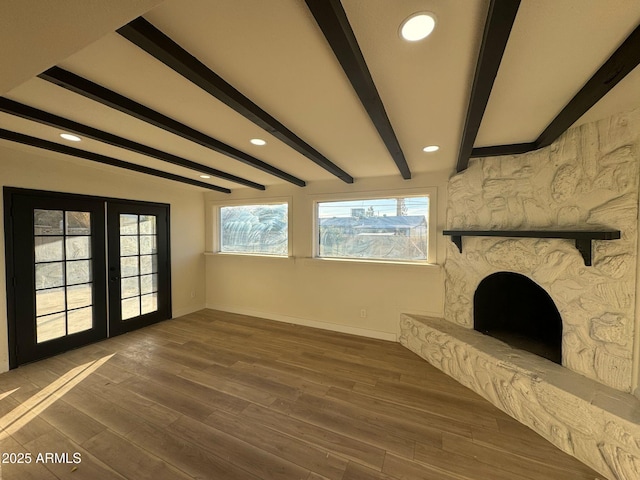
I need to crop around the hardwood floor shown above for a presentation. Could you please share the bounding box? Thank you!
[0,310,603,480]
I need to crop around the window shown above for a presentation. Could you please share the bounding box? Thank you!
[219,203,288,256]
[316,195,430,262]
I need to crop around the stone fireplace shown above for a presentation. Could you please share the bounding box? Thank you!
[442,106,640,391]
[400,108,640,480]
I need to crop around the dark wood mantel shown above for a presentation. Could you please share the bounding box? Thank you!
[442,230,621,266]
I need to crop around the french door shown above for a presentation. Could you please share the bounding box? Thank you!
[4,188,171,367]
[107,202,170,337]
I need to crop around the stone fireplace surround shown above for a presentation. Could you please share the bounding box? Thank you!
[400,108,640,480]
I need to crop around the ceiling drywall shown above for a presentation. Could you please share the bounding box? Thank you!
[1,0,639,191]
[0,0,163,95]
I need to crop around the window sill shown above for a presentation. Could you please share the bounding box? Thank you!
[203,253,441,270]
[204,251,294,261]
[301,257,441,271]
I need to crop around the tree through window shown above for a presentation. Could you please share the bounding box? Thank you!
[220,203,288,255]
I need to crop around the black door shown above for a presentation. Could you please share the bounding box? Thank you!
[5,189,172,367]
[8,191,107,365]
[107,201,171,336]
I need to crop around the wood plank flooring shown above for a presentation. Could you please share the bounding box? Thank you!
[0,310,604,480]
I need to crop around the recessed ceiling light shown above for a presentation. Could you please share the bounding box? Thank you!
[400,13,436,42]
[199,174,211,179]
[250,138,267,146]
[423,145,440,153]
[60,133,81,142]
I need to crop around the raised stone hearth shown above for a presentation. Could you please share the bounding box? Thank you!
[398,109,640,480]
[400,314,640,480]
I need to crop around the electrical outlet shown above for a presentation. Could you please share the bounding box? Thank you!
[190,291,196,298]
[360,309,367,318]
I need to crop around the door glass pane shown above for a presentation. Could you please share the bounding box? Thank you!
[35,237,64,263]
[122,297,140,320]
[139,215,156,234]
[140,255,157,274]
[140,274,157,295]
[66,260,91,285]
[66,283,92,310]
[141,293,158,315]
[139,236,156,255]
[121,277,140,298]
[67,307,92,334]
[120,257,139,277]
[66,211,91,235]
[66,236,91,259]
[36,287,65,316]
[35,262,64,289]
[120,236,139,256]
[37,312,66,343]
[34,210,63,235]
[120,214,138,235]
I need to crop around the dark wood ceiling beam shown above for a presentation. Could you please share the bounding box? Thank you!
[117,17,354,184]
[0,129,231,192]
[456,0,521,172]
[536,23,640,149]
[470,23,640,159]
[38,67,306,187]
[304,0,411,180]
[0,97,265,190]
[470,142,535,158]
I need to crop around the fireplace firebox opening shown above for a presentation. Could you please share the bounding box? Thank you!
[474,272,562,364]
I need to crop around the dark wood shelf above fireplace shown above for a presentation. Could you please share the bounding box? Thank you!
[442,229,621,266]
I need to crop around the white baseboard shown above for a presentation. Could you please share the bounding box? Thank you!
[172,303,207,319]
[205,304,397,342]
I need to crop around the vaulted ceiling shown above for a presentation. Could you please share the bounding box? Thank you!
[1,0,639,193]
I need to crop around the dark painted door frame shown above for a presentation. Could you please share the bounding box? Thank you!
[3,187,172,368]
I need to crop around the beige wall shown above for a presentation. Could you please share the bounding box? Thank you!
[0,143,206,372]
[204,173,450,340]
[636,188,640,399]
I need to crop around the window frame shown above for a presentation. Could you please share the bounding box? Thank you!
[312,188,437,265]
[211,197,292,258]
